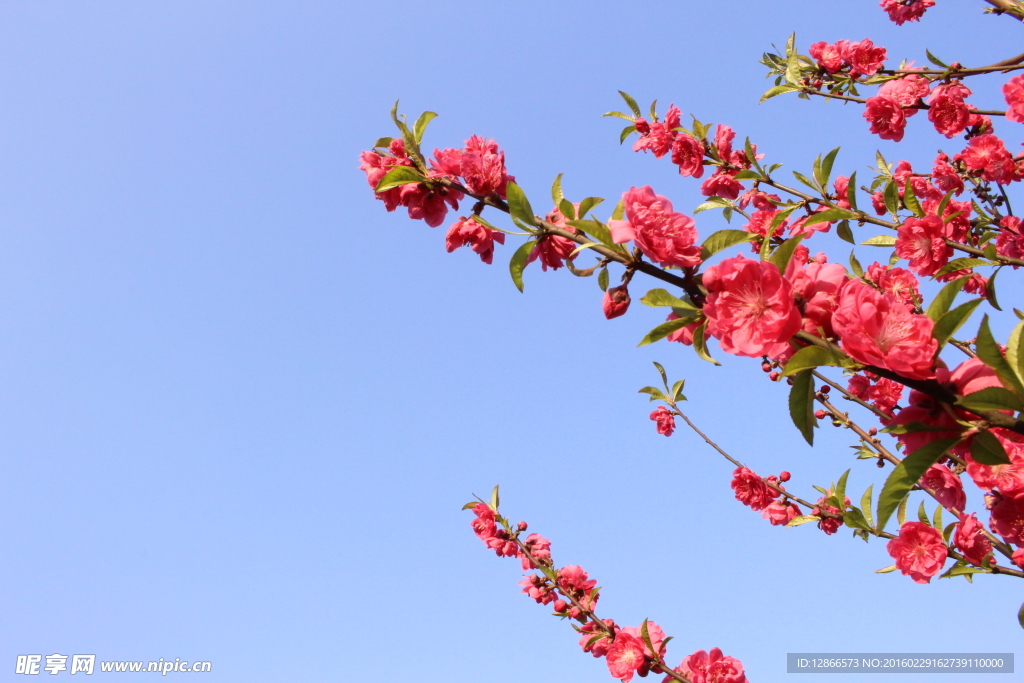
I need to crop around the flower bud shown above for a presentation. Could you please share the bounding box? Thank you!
[602,285,631,319]
[761,362,772,372]
[814,409,827,419]
[779,471,791,482]
[634,117,650,135]
[769,371,779,381]
[517,521,528,531]
[553,599,568,613]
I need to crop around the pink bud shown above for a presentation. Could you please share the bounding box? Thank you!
[761,362,772,372]
[634,117,650,135]
[814,410,827,419]
[602,285,631,319]
[779,471,791,482]
[769,371,779,381]
[553,599,568,613]
[517,521,528,531]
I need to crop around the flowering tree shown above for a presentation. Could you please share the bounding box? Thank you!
[361,1,1024,680]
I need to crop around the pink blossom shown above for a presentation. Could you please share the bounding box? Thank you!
[621,622,667,658]
[846,39,887,77]
[833,176,852,209]
[997,216,1024,262]
[989,492,1024,546]
[606,632,646,682]
[650,407,676,437]
[809,41,848,73]
[880,0,934,25]
[920,464,966,512]
[429,147,463,177]
[789,208,834,238]
[731,467,777,512]
[527,205,579,271]
[671,134,706,178]
[738,189,780,211]
[744,209,786,243]
[445,217,506,264]
[955,134,1018,185]
[871,190,888,215]
[762,499,801,526]
[887,521,948,583]
[518,533,552,570]
[556,565,599,619]
[814,493,846,535]
[847,372,904,419]
[633,106,680,159]
[1003,74,1024,123]
[715,124,736,160]
[931,153,964,196]
[954,513,993,566]
[966,105,994,135]
[787,260,847,338]
[519,573,557,605]
[700,170,744,200]
[1014,549,1024,569]
[927,83,971,139]
[866,262,920,309]
[665,312,700,346]
[579,619,617,658]
[831,279,938,380]
[608,186,702,268]
[922,195,971,242]
[878,73,930,114]
[896,215,951,277]
[470,503,497,541]
[702,255,802,358]
[671,648,747,683]
[460,135,514,198]
[863,95,907,142]
[966,434,1024,496]
[603,285,631,319]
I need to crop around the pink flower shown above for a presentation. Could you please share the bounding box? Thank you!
[809,41,848,73]
[831,279,938,380]
[927,84,971,139]
[997,216,1024,262]
[738,189,780,211]
[460,135,515,198]
[878,73,930,113]
[814,493,846,535]
[864,95,907,142]
[920,464,966,512]
[671,134,706,178]
[1014,549,1024,569]
[607,186,702,268]
[702,255,802,358]
[556,565,599,619]
[700,170,744,200]
[445,217,506,264]
[519,573,557,605]
[470,503,497,541]
[880,0,934,25]
[715,124,736,160]
[866,262,920,308]
[989,492,1024,546]
[518,533,552,570]
[650,407,676,437]
[954,513,993,566]
[931,153,964,196]
[671,648,747,683]
[633,105,680,159]
[896,215,951,277]
[833,176,852,209]
[606,632,647,682]
[1003,74,1024,123]
[955,134,1018,185]
[762,499,801,526]
[846,39,887,77]
[886,521,948,583]
[665,312,700,346]
[621,622,667,659]
[787,260,847,338]
[731,467,777,512]
[526,205,579,271]
[603,285,631,319]
[847,372,904,419]
[966,433,1024,496]
[579,619,617,658]
[789,208,834,238]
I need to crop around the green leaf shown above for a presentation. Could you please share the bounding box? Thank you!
[902,179,925,217]
[412,111,438,144]
[875,149,890,175]
[373,136,395,149]
[620,125,637,144]
[932,298,983,348]
[861,484,874,528]
[1007,320,1024,387]
[769,234,805,274]
[618,90,642,118]
[780,344,849,377]
[649,99,658,120]
[373,165,425,193]
[849,251,864,277]
[786,515,820,527]
[917,499,930,525]
[861,235,897,247]
[936,189,955,217]
[692,321,720,365]
[846,171,859,211]
[551,173,565,206]
[509,240,536,292]
[603,111,634,122]
[875,564,898,574]
[876,438,960,532]
[732,169,761,181]
[934,258,991,277]
[820,147,840,188]
[699,229,757,260]
[558,198,576,221]
[805,208,857,228]
[760,84,797,103]
[610,200,625,221]
[490,484,500,509]
[986,266,1002,311]
[693,200,730,215]
[566,219,616,250]
[578,197,604,220]
[1018,602,1024,630]
[844,506,871,530]
[671,379,686,402]
[977,314,1024,394]
[506,181,538,227]
[837,220,855,244]
[970,430,1012,465]
[597,267,609,292]
[638,386,668,402]
[792,170,819,192]
[640,288,696,309]
[897,494,909,526]
[957,387,1024,413]
[926,276,969,321]
[883,179,900,215]
[638,316,698,347]
[788,369,817,446]
[925,49,949,68]
[932,503,943,530]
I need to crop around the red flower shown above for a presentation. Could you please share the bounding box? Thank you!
[606,632,646,683]
[650,407,676,437]
[886,521,948,583]
[863,96,907,142]
[731,467,776,512]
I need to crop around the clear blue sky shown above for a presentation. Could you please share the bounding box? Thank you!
[0,1,1020,681]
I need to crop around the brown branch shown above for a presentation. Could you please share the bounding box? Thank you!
[984,0,1024,22]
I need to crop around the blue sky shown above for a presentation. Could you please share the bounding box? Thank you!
[0,1,1021,681]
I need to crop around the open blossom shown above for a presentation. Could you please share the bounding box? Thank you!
[880,0,934,25]
[954,514,993,566]
[966,433,1024,496]
[460,135,514,198]
[895,215,951,277]
[863,95,907,142]
[997,216,1024,262]
[702,255,801,358]
[606,632,646,683]
[866,262,920,309]
[846,372,904,418]
[831,279,937,380]
[445,217,505,264]
[579,619,617,658]
[787,260,847,338]
[731,467,776,512]
[621,622,666,658]
[955,134,1018,185]
[989,492,1024,546]
[519,573,557,605]
[665,312,700,346]
[671,648,747,683]
[846,38,887,77]
[920,464,967,512]
[634,106,680,159]
[1003,74,1024,123]
[762,499,801,526]
[518,533,552,570]
[931,153,964,196]
[878,73,930,114]
[650,406,676,437]
[526,205,580,271]
[927,82,972,139]
[671,133,706,178]
[887,521,948,583]
[700,169,744,200]
[608,186,702,268]
[470,503,497,541]
[809,40,848,73]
